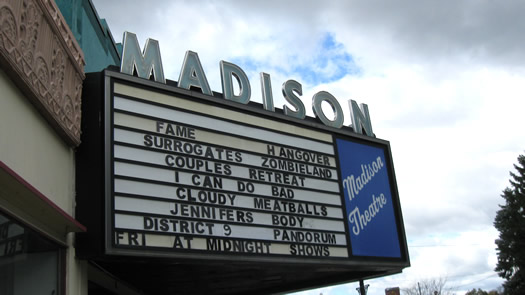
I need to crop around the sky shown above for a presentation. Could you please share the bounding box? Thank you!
[90,0,525,294]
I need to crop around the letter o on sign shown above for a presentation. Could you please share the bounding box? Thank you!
[312,91,344,128]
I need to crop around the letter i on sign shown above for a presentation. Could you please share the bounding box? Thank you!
[174,171,179,183]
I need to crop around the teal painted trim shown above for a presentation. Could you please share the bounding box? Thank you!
[56,0,121,73]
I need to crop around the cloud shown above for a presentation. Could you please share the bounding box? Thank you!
[96,0,525,71]
[325,0,525,68]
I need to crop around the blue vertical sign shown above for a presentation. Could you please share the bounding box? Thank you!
[336,139,401,258]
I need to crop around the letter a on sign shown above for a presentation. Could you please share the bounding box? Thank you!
[120,31,166,84]
[178,51,212,96]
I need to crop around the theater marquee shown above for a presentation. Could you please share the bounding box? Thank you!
[99,72,408,267]
[74,30,409,295]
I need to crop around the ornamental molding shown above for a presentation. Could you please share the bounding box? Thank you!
[0,0,85,146]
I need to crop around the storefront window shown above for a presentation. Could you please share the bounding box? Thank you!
[0,212,62,295]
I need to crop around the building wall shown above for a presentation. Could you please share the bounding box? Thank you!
[0,68,76,215]
[0,0,88,294]
[0,62,87,295]
[0,0,124,293]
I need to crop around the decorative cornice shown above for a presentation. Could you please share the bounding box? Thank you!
[0,0,85,146]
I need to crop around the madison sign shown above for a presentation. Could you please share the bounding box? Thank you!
[119,31,374,135]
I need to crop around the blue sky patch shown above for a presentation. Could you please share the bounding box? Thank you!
[230,32,360,86]
[294,33,360,84]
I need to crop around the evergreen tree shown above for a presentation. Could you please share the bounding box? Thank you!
[494,154,525,295]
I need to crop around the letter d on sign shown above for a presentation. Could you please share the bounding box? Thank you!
[220,60,251,104]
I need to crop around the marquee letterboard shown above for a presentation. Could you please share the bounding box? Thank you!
[103,73,408,266]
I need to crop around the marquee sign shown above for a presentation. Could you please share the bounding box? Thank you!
[108,82,347,259]
[102,73,408,266]
[337,139,401,258]
[118,31,374,136]
[73,30,409,295]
